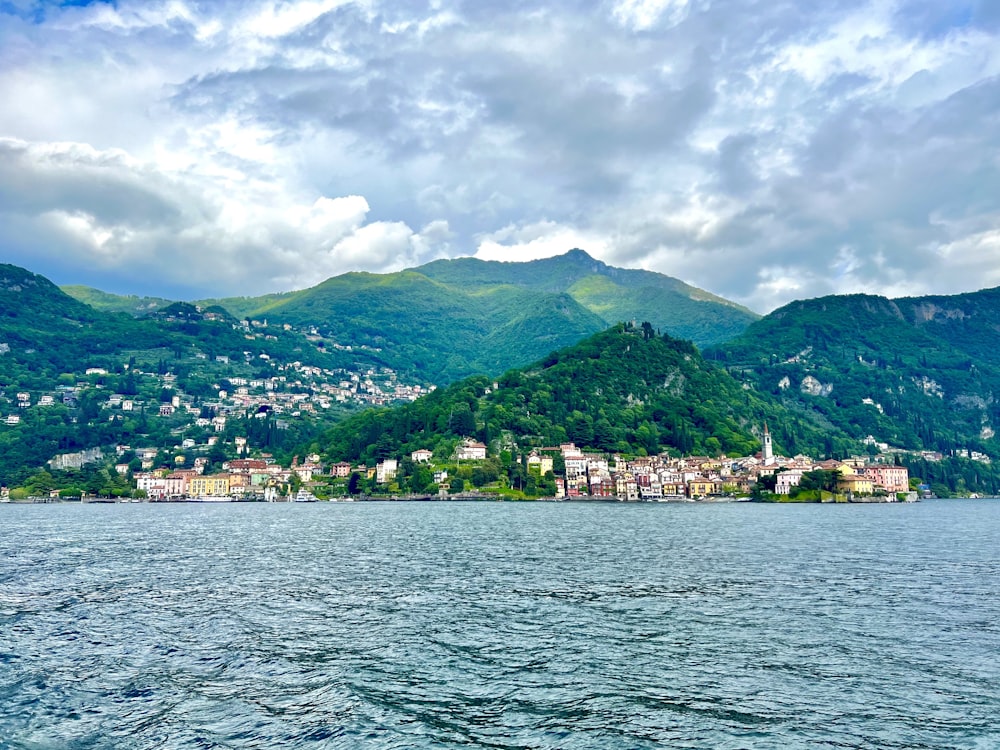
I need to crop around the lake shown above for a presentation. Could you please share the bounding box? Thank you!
[2,500,999,748]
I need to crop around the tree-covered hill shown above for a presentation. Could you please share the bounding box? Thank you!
[708,290,1000,456]
[0,264,395,484]
[0,265,178,379]
[206,268,609,383]
[186,250,760,384]
[416,249,759,348]
[60,285,174,316]
[318,323,853,466]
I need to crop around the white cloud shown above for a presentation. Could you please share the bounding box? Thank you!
[475,221,611,264]
[0,0,998,311]
[611,0,691,31]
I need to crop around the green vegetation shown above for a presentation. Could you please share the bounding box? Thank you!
[61,285,174,315]
[900,454,1000,497]
[318,323,852,467]
[708,291,1000,459]
[417,249,759,349]
[101,249,759,385]
[0,265,374,485]
[22,264,1000,500]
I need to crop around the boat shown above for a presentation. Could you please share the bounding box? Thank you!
[293,488,318,502]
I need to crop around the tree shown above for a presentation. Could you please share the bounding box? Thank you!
[411,464,433,493]
[449,405,476,437]
[348,472,361,495]
[756,472,778,494]
[798,469,838,493]
[593,418,616,451]
[450,477,465,494]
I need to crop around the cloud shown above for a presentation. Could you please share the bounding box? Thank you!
[475,221,611,263]
[0,0,998,312]
[0,136,440,296]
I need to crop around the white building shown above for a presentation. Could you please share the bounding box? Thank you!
[376,459,398,484]
[455,440,487,461]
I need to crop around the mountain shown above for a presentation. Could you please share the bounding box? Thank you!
[197,250,759,383]
[416,249,758,346]
[0,265,176,378]
[0,264,392,485]
[708,289,1000,456]
[318,323,851,466]
[60,286,174,316]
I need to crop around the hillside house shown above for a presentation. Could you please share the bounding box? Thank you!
[526,451,554,475]
[376,459,398,484]
[455,440,487,461]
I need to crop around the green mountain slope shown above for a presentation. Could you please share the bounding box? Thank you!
[708,290,1000,455]
[193,291,300,321]
[211,269,609,383]
[1,266,176,378]
[61,285,174,316]
[197,250,758,384]
[0,264,376,484]
[319,323,852,465]
[893,287,1000,366]
[416,249,759,347]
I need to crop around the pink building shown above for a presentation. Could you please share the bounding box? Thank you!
[864,465,910,493]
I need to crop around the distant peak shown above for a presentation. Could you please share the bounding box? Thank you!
[563,248,595,261]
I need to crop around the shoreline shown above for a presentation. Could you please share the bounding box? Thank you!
[1,493,935,505]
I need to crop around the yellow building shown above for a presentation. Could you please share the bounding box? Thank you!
[836,468,873,495]
[189,475,231,498]
[687,479,722,498]
[527,451,554,476]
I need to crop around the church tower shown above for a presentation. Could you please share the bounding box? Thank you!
[762,422,775,466]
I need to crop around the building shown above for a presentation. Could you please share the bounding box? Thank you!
[762,423,775,466]
[189,475,231,498]
[331,462,353,478]
[376,459,398,484]
[775,468,805,495]
[455,439,487,461]
[838,472,874,496]
[226,459,268,474]
[864,465,910,494]
[526,450,554,476]
[411,449,433,463]
[688,478,723,498]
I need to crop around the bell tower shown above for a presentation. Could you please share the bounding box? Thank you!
[763,422,775,466]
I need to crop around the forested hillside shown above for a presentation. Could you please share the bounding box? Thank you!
[709,291,1000,456]
[417,249,758,347]
[71,250,759,385]
[0,264,393,485]
[318,323,853,466]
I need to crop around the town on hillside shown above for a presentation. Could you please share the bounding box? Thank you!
[5,424,920,503]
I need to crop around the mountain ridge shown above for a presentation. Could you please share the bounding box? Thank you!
[63,250,760,383]
[709,287,1000,457]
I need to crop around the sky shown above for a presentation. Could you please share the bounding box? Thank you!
[1,0,999,311]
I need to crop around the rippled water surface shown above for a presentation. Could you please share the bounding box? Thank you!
[2,500,999,749]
